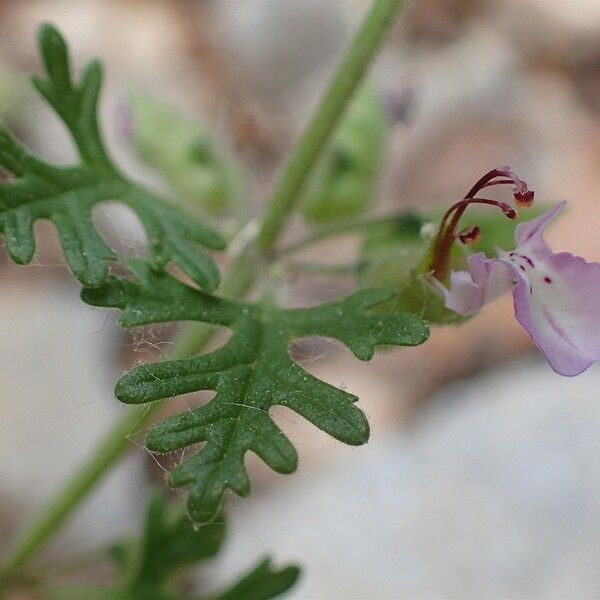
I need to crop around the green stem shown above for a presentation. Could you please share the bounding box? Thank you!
[255,0,404,252]
[0,0,404,585]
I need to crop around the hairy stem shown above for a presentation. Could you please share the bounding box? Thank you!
[0,0,404,583]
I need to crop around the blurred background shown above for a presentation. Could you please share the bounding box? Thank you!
[1,1,599,598]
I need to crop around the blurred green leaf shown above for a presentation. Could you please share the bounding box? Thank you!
[0,24,224,290]
[0,64,25,122]
[48,493,299,600]
[117,492,225,598]
[131,91,244,217]
[301,83,387,223]
[205,558,300,600]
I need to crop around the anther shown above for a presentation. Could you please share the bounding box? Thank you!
[459,225,481,245]
[426,167,534,280]
[515,189,534,208]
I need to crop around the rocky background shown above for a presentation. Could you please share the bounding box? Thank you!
[0,1,599,598]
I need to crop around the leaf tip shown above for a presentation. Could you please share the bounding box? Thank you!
[114,369,149,405]
[351,342,375,362]
[143,426,168,454]
[37,22,67,58]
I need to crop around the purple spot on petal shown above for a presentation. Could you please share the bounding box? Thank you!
[512,253,535,268]
[544,276,552,284]
[520,265,526,272]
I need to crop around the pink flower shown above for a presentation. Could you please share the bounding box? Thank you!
[428,169,600,376]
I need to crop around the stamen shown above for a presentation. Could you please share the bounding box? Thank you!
[522,255,534,268]
[501,204,517,219]
[514,189,534,207]
[463,167,534,208]
[459,225,481,245]
[426,167,534,280]
[459,198,517,220]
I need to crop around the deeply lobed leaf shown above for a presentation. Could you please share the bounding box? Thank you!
[54,493,299,600]
[83,261,429,523]
[123,492,226,595]
[0,24,224,289]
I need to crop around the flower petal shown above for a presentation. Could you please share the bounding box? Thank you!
[515,201,565,248]
[510,251,600,376]
[436,252,513,316]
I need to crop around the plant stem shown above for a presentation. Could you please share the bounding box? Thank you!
[254,0,404,252]
[0,0,404,584]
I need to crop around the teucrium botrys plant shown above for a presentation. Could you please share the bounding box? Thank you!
[1,1,595,596]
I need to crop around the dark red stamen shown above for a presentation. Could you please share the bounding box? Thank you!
[464,167,534,206]
[515,189,535,207]
[427,167,534,280]
[459,225,481,245]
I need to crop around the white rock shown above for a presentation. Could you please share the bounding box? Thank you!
[200,360,600,598]
[0,276,144,558]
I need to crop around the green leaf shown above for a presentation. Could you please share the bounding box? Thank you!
[103,492,299,600]
[0,24,224,289]
[109,492,225,599]
[32,23,115,175]
[82,260,429,523]
[204,558,300,600]
[123,492,226,595]
[130,90,245,217]
[301,83,387,223]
